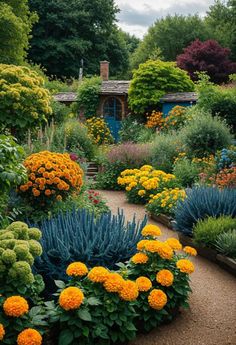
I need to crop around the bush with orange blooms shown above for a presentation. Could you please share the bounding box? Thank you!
[45,223,195,342]
[146,111,164,129]
[18,151,83,208]
[215,167,236,189]
[163,105,188,131]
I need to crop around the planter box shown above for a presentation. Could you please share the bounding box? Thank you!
[178,233,236,276]
[150,213,174,229]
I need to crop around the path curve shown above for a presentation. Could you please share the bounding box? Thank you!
[99,190,236,345]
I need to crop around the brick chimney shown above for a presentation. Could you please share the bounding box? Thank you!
[100,61,109,81]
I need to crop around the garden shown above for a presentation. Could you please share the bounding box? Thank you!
[1,0,236,344]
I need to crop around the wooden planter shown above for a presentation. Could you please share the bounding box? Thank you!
[178,233,236,277]
[149,213,174,229]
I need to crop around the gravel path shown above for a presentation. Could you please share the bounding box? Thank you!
[99,190,236,345]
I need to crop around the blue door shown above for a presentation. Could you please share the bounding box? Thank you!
[103,97,122,142]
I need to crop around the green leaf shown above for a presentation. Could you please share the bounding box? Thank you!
[78,309,92,322]
[59,330,74,345]
[54,280,66,289]
[87,297,101,306]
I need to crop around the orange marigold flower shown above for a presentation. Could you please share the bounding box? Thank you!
[156,243,174,260]
[56,195,62,201]
[131,252,149,264]
[66,262,88,277]
[87,267,110,283]
[3,296,29,317]
[44,189,51,196]
[156,269,174,287]
[0,324,5,341]
[176,259,194,274]
[137,239,149,251]
[59,287,84,310]
[166,238,182,250]
[32,188,40,197]
[141,224,162,237]
[136,277,152,292]
[103,273,124,292]
[17,328,42,345]
[119,280,139,301]
[183,246,197,256]
[148,289,167,310]
[145,240,162,253]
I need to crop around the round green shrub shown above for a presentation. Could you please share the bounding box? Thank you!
[173,158,200,187]
[193,216,236,247]
[215,230,236,259]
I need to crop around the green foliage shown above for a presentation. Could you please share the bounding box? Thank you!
[128,60,194,115]
[180,112,232,158]
[51,101,73,124]
[0,0,37,64]
[151,132,183,173]
[174,187,236,236]
[0,64,52,135]
[193,216,236,248]
[76,77,102,119]
[215,230,236,259]
[119,115,155,144]
[131,14,209,69]
[173,158,200,187]
[0,135,27,194]
[0,221,44,299]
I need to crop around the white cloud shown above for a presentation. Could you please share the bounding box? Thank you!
[115,0,215,37]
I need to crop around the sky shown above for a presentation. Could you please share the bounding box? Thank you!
[115,0,215,37]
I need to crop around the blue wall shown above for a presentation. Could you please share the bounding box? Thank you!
[162,102,194,117]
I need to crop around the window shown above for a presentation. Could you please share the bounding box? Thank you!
[103,97,122,120]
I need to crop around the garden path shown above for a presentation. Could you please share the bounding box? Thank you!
[99,190,236,345]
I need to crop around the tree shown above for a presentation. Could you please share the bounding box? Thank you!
[0,64,52,136]
[28,0,129,78]
[177,39,236,84]
[0,0,37,65]
[128,60,194,115]
[130,14,210,69]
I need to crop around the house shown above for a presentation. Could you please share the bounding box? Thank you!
[160,92,198,115]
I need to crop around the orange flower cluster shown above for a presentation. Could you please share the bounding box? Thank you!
[215,167,236,189]
[3,296,29,317]
[131,252,149,264]
[66,262,88,277]
[119,280,139,301]
[183,246,197,256]
[87,267,110,283]
[59,287,84,310]
[19,151,83,204]
[141,224,162,237]
[176,259,194,274]
[148,289,167,310]
[103,273,124,293]
[136,277,152,292]
[17,328,42,345]
[146,111,164,129]
[0,324,5,341]
[156,269,174,287]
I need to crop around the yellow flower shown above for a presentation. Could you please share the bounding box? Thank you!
[17,328,42,345]
[137,240,149,251]
[131,252,149,264]
[148,289,167,310]
[156,269,174,287]
[145,240,162,253]
[3,296,29,317]
[119,280,139,301]
[59,287,84,310]
[0,324,5,341]
[166,238,182,250]
[66,262,88,277]
[183,246,197,256]
[138,189,146,196]
[176,259,194,274]
[87,267,110,283]
[136,277,152,292]
[141,224,162,237]
[156,243,173,260]
[126,186,131,192]
[103,273,124,292]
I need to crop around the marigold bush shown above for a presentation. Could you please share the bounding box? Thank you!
[163,105,188,131]
[146,111,164,129]
[85,117,113,145]
[117,165,178,204]
[18,151,83,208]
[215,167,236,189]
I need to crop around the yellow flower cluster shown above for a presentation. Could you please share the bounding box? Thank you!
[103,273,125,293]
[148,289,167,310]
[118,166,176,198]
[86,117,113,145]
[87,266,110,283]
[131,252,149,264]
[66,262,88,277]
[3,296,29,317]
[17,329,42,345]
[59,287,84,310]
[136,277,152,292]
[148,188,186,210]
[176,259,195,274]
[156,269,174,287]
[146,111,164,129]
[19,151,83,203]
[165,238,182,250]
[119,280,139,301]
[163,106,187,130]
[183,246,197,256]
[141,224,162,237]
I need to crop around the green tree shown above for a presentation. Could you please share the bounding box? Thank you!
[131,14,210,69]
[128,60,194,115]
[0,0,37,64]
[28,0,129,78]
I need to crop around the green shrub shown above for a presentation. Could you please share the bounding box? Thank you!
[193,216,236,247]
[173,158,200,187]
[180,112,232,158]
[75,76,102,118]
[128,60,194,115]
[215,230,236,259]
[119,115,147,143]
[51,101,73,124]
[151,132,183,172]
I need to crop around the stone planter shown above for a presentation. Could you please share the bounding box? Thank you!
[149,213,174,229]
[178,233,236,276]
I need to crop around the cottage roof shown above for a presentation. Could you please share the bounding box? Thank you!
[100,80,130,95]
[53,92,77,102]
[160,92,198,103]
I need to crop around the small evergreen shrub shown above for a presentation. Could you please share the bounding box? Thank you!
[174,187,236,236]
[173,158,200,187]
[193,216,236,247]
[215,230,236,259]
[76,76,102,118]
[34,209,147,282]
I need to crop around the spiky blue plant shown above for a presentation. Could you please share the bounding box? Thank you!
[174,187,236,236]
[34,208,147,281]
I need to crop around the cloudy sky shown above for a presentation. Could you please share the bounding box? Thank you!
[115,0,215,37]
